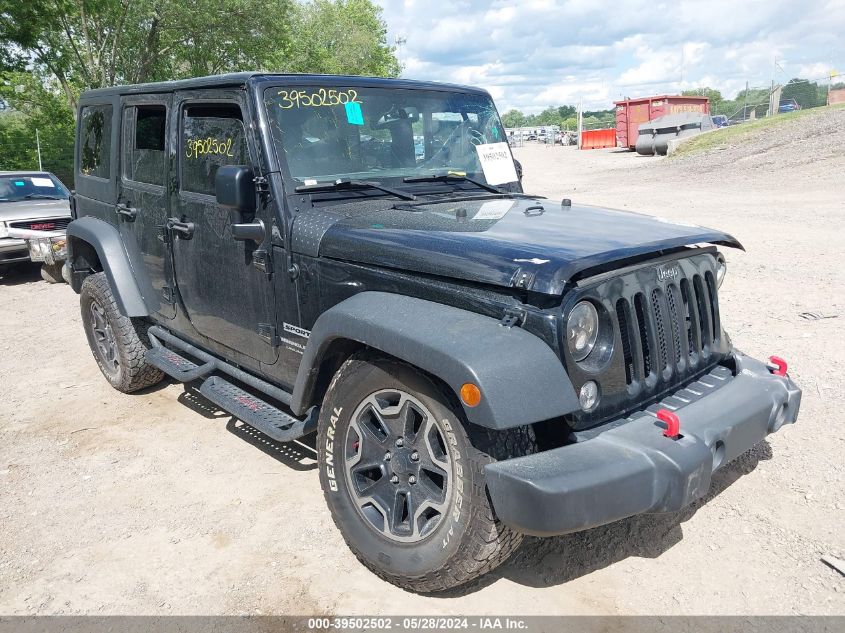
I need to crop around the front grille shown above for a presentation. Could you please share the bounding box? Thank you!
[9,217,71,231]
[616,268,719,384]
[564,251,726,430]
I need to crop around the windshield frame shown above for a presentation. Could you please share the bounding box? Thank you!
[258,80,515,202]
[0,173,70,203]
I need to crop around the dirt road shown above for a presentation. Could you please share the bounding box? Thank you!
[1,112,843,615]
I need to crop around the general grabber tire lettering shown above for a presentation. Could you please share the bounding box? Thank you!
[317,352,537,593]
[79,272,164,393]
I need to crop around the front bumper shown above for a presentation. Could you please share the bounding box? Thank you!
[0,228,67,265]
[0,238,29,263]
[484,352,801,536]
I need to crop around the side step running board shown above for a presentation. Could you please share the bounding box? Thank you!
[146,346,215,381]
[199,375,318,443]
[145,326,315,442]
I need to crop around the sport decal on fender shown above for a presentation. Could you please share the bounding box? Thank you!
[283,323,311,339]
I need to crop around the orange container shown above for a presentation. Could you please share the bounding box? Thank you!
[580,128,617,150]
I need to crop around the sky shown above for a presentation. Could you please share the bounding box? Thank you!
[375,0,845,112]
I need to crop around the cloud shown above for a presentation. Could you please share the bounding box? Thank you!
[376,0,845,111]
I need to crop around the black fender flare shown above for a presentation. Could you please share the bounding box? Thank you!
[66,216,158,317]
[291,292,579,430]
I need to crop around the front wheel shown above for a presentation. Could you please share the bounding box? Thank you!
[317,353,536,592]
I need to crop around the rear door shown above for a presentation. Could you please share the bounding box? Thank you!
[169,91,278,364]
[118,94,176,319]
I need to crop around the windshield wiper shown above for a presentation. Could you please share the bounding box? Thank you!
[403,172,502,195]
[294,178,416,201]
[23,193,63,200]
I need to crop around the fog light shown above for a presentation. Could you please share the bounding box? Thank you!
[579,381,599,411]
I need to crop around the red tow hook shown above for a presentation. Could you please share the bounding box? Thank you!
[657,409,681,439]
[768,356,788,376]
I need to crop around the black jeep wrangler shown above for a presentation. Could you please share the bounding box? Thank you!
[66,73,801,592]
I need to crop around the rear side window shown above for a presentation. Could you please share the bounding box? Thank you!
[123,105,167,186]
[180,104,248,196]
[79,105,113,179]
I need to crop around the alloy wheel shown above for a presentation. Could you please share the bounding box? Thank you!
[344,389,452,543]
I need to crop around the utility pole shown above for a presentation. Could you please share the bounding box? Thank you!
[743,81,749,121]
[577,99,583,149]
[36,129,43,171]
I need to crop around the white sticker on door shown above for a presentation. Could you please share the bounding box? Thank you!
[474,142,518,186]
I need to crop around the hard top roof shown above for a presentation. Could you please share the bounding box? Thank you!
[79,72,490,101]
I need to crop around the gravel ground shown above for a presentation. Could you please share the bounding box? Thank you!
[1,107,843,615]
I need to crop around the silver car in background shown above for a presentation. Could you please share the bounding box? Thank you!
[0,172,72,283]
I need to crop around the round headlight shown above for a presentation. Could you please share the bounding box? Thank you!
[567,301,599,362]
[715,253,727,288]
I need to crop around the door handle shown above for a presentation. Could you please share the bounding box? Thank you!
[167,217,195,240]
[116,203,138,222]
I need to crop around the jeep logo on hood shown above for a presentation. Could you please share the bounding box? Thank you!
[657,265,680,282]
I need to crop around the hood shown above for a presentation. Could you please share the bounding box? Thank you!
[0,199,71,224]
[306,197,742,295]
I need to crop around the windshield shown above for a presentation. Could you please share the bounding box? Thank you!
[263,86,513,187]
[0,174,69,202]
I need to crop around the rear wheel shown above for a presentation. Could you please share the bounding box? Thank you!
[80,272,164,393]
[317,353,536,592]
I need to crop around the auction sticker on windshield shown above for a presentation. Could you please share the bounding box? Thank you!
[474,142,518,185]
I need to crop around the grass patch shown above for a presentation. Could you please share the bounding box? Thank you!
[670,104,845,157]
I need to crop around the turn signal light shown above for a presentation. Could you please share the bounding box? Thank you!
[460,383,482,407]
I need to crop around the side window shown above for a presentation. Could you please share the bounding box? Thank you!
[123,105,167,186]
[180,104,248,196]
[79,105,113,178]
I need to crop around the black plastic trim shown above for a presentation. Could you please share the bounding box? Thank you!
[66,216,158,317]
[291,291,579,429]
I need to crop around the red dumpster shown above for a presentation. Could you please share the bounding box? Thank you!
[580,128,616,149]
[615,95,710,149]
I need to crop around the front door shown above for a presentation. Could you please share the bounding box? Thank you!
[118,95,175,319]
[169,91,278,364]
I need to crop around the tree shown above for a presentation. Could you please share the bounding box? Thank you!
[0,72,76,184]
[557,105,576,119]
[501,109,526,128]
[781,78,822,109]
[279,0,400,77]
[682,87,723,104]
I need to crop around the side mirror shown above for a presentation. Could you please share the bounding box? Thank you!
[514,159,523,183]
[215,165,256,214]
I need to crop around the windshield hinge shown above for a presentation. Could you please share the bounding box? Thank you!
[252,249,272,278]
[254,176,270,194]
[500,307,527,329]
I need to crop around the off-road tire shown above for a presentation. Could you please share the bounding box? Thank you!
[40,263,64,284]
[317,352,536,593]
[80,272,164,393]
